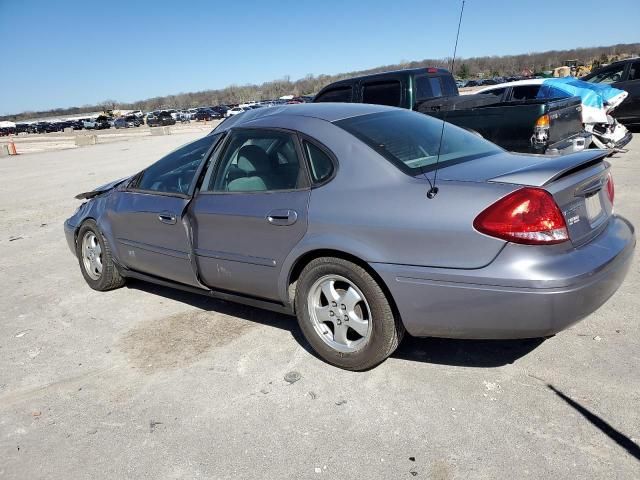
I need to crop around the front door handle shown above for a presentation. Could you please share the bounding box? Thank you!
[158,212,177,225]
[267,209,298,226]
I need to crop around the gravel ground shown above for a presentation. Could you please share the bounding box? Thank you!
[0,130,638,479]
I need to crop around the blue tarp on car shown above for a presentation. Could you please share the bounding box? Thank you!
[537,78,628,123]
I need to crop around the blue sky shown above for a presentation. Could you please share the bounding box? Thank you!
[1,0,638,115]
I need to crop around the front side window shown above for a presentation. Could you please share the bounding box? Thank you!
[336,110,501,175]
[206,130,302,192]
[136,134,219,194]
[627,61,640,81]
[585,65,626,84]
[362,80,401,107]
[482,87,507,99]
[314,86,353,103]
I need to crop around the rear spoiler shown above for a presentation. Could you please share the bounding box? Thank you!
[489,150,610,186]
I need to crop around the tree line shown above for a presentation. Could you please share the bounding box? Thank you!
[3,42,638,122]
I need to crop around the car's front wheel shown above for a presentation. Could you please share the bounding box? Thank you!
[76,220,125,291]
[295,257,404,371]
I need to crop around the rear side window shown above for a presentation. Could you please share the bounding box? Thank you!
[206,130,302,192]
[362,80,401,107]
[511,85,541,101]
[536,85,571,100]
[314,86,353,103]
[303,141,334,184]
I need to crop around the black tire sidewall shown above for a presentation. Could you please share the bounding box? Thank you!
[75,220,115,291]
[295,258,398,370]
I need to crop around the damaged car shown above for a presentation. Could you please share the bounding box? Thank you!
[65,104,635,370]
[477,78,632,150]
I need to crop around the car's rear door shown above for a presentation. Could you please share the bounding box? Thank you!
[108,134,220,286]
[189,128,310,301]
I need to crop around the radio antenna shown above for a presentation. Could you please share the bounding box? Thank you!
[428,0,466,199]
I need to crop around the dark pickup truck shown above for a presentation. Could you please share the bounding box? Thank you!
[313,68,591,155]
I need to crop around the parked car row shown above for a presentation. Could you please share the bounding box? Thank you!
[2,97,317,136]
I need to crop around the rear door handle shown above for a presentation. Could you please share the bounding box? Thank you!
[158,212,177,225]
[267,209,298,226]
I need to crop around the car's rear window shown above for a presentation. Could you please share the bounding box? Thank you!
[335,110,501,175]
[415,74,457,101]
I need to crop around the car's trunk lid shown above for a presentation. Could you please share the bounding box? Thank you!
[439,149,613,246]
[543,96,584,146]
[536,153,612,246]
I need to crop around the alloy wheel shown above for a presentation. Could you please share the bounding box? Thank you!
[307,274,372,353]
[81,231,103,280]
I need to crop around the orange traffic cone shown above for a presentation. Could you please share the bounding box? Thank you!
[8,141,17,155]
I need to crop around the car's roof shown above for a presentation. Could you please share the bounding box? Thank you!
[608,56,639,65]
[227,102,396,127]
[476,79,544,93]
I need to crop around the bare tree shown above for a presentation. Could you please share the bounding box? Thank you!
[3,43,639,121]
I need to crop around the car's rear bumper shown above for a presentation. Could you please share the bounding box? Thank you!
[545,132,592,155]
[372,215,635,339]
[615,130,633,149]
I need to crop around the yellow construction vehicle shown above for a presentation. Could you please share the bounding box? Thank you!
[563,60,592,77]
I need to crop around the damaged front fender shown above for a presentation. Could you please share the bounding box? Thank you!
[74,176,130,200]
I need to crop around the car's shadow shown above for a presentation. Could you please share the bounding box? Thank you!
[127,280,544,369]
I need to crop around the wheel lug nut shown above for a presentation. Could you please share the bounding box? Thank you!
[341,304,346,310]
[329,311,335,316]
[331,301,337,307]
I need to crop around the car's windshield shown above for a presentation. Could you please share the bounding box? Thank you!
[584,64,626,84]
[335,110,502,175]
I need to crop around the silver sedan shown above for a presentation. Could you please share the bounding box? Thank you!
[65,104,635,370]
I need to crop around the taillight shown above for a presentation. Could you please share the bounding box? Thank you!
[473,188,569,245]
[532,114,550,145]
[606,172,614,205]
[535,114,550,129]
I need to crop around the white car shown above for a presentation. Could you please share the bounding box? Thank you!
[476,79,631,149]
[225,106,249,118]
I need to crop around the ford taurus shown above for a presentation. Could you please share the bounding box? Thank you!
[65,104,635,370]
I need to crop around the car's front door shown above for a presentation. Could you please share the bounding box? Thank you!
[190,128,311,301]
[612,61,640,123]
[108,134,220,286]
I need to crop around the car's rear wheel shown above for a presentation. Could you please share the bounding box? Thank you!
[76,220,125,291]
[295,257,404,370]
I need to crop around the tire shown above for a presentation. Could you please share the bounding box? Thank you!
[294,257,404,370]
[76,220,125,291]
